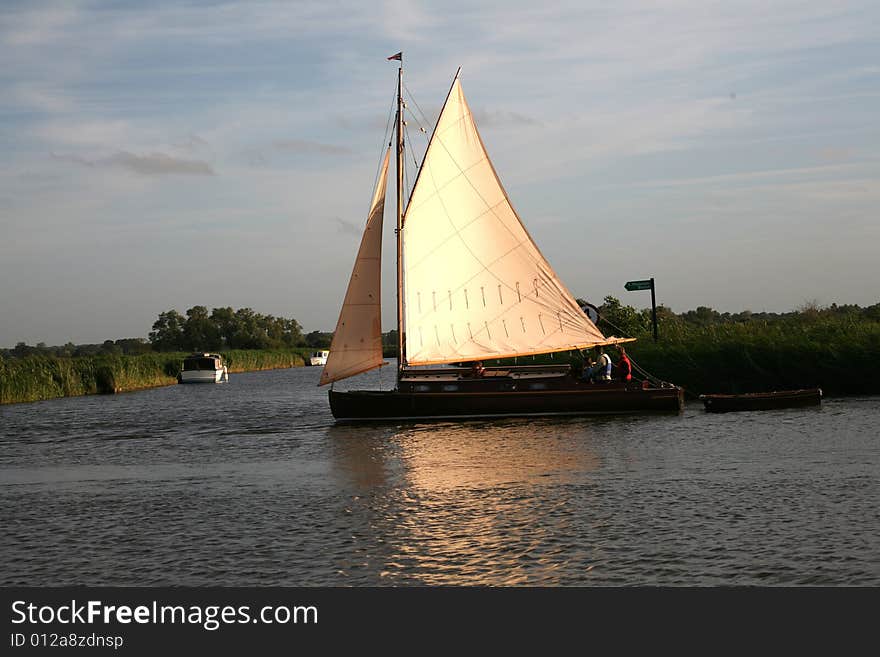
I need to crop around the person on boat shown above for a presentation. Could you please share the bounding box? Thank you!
[580,355,596,381]
[583,348,612,382]
[470,361,485,377]
[594,347,613,382]
[615,346,632,382]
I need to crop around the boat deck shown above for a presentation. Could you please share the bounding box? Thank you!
[397,365,660,394]
[401,365,570,382]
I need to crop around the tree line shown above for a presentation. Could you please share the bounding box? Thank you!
[148,306,306,351]
[583,296,880,341]
[3,338,154,359]
[3,299,879,359]
[2,306,332,358]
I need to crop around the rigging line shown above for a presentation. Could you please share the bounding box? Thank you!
[627,354,660,382]
[626,352,687,393]
[402,115,431,203]
[593,309,633,340]
[402,81,431,131]
[403,104,430,136]
[383,84,397,148]
[404,122,421,171]
[364,86,398,217]
[400,98,429,202]
[402,123,413,201]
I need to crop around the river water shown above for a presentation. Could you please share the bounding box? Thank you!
[1,365,877,586]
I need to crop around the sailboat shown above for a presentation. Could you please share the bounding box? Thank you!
[319,55,683,421]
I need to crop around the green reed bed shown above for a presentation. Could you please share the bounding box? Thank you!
[479,314,880,396]
[0,349,308,404]
[626,317,880,396]
[222,349,307,372]
[4,319,877,404]
[0,353,179,404]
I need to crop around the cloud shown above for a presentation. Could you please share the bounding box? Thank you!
[35,120,133,148]
[613,162,874,191]
[10,83,74,113]
[1,4,80,47]
[107,152,215,175]
[271,139,352,156]
[240,138,353,167]
[52,151,215,176]
[175,134,211,152]
[471,109,540,128]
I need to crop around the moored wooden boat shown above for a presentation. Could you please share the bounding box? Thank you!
[699,388,822,412]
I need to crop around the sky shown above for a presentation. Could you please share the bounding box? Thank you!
[1,0,878,347]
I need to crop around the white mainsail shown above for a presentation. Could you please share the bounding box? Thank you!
[319,148,391,385]
[401,77,615,366]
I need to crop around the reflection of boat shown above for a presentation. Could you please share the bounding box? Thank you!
[326,417,601,584]
[178,353,228,384]
[700,388,822,413]
[309,350,330,366]
[320,54,683,421]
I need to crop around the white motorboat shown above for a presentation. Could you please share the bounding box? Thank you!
[309,350,330,366]
[178,353,229,383]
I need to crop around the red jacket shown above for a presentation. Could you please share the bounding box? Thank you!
[616,354,632,381]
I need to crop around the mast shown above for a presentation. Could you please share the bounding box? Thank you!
[395,54,405,382]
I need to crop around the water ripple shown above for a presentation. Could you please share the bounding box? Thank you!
[1,371,878,586]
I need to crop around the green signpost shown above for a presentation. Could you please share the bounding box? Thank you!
[624,279,653,291]
[624,277,658,342]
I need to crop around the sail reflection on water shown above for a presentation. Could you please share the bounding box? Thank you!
[326,418,602,585]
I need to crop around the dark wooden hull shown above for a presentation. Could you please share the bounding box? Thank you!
[700,388,822,413]
[329,382,684,421]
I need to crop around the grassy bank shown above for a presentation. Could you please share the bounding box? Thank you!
[221,348,308,372]
[478,315,880,397]
[0,349,308,405]
[624,317,880,396]
[5,317,878,404]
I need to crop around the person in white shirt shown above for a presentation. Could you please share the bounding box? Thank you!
[594,348,612,381]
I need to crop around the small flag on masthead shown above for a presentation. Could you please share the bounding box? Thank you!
[387,52,402,61]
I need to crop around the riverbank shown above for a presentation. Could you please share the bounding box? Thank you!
[470,316,880,397]
[5,319,879,404]
[621,317,880,397]
[0,349,309,405]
